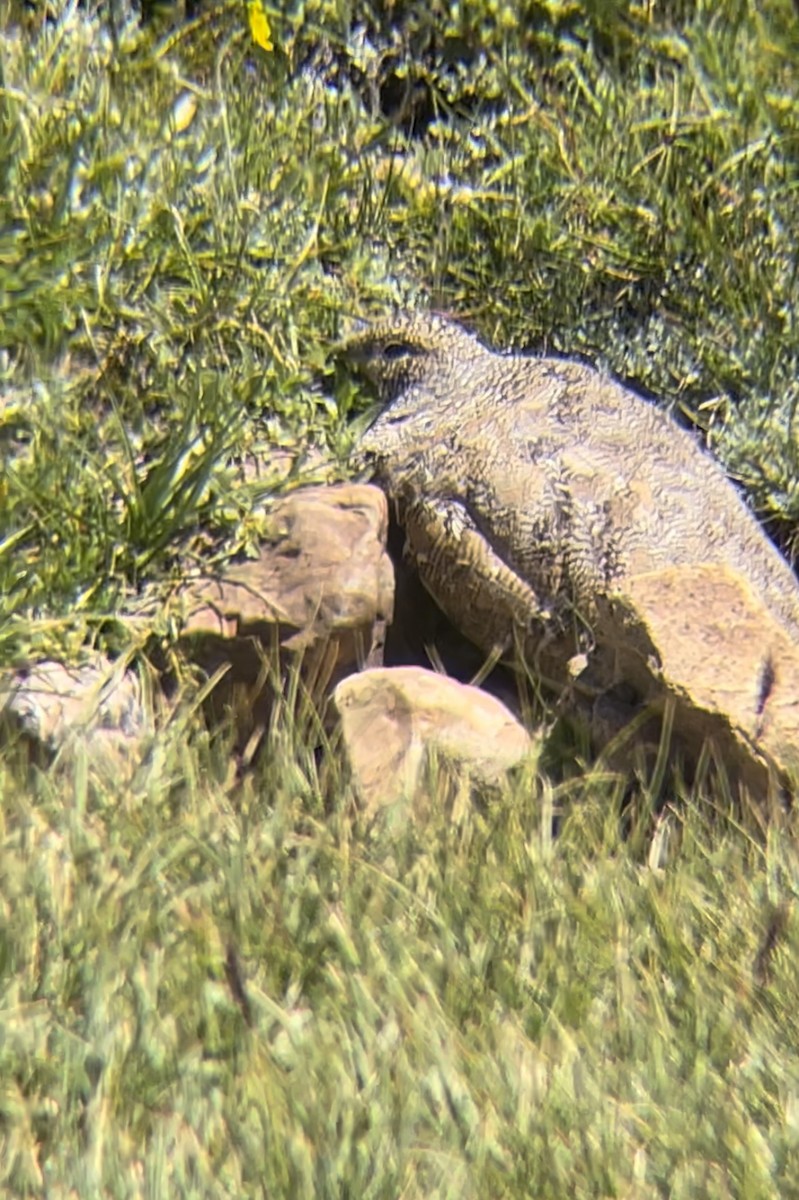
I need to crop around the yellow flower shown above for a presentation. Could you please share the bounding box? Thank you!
[247,0,273,52]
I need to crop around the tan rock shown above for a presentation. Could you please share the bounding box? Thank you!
[175,484,394,728]
[0,655,153,772]
[332,666,532,816]
[587,562,799,797]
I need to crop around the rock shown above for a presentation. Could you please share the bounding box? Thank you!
[175,484,394,729]
[585,563,799,798]
[0,487,393,771]
[332,666,532,817]
[0,655,153,771]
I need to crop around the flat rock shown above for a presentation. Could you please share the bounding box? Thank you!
[587,562,799,797]
[332,666,532,816]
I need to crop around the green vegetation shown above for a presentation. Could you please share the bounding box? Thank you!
[3,0,799,1194]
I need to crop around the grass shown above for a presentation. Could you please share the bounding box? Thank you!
[4,0,799,1194]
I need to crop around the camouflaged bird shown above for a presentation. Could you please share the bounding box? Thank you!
[343,313,799,692]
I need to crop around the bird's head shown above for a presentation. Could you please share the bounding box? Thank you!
[339,312,483,406]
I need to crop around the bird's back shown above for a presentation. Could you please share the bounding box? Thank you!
[363,339,799,642]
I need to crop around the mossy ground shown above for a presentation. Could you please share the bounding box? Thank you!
[3,1,799,1195]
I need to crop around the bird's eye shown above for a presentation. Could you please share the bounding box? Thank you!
[380,341,412,361]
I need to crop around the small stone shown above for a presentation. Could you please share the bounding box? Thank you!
[0,655,153,771]
[333,666,532,817]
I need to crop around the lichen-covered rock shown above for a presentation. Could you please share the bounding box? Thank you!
[332,666,532,817]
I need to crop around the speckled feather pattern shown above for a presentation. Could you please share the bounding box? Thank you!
[345,314,799,660]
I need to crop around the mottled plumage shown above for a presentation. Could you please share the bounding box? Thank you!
[343,313,799,678]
